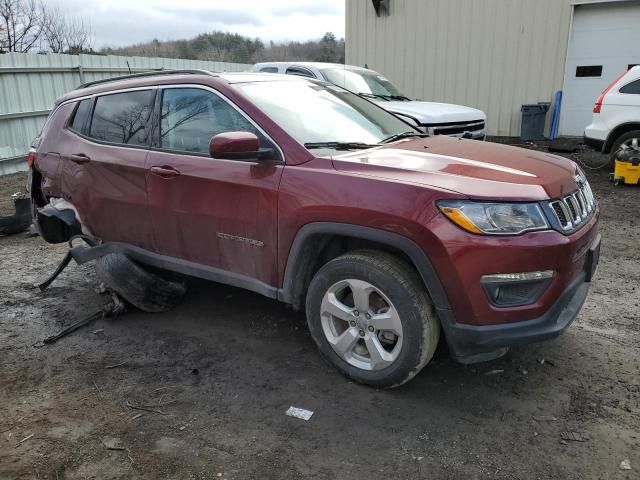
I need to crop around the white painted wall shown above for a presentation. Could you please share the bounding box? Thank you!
[560,2,640,136]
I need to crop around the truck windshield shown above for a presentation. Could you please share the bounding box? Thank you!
[320,68,408,100]
[236,80,416,147]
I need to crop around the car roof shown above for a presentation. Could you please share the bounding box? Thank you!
[220,72,309,83]
[254,61,371,72]
[623,65,640,79]
[54,70,316,105]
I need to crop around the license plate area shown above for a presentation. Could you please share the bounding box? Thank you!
[584,235,601,282]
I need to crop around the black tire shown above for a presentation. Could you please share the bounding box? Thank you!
[95,253,187,313]
[305,251,440,388]
[608,130,640,169]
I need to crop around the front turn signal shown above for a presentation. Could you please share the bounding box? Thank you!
[438,205,482,234]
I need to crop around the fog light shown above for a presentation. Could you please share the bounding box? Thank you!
[481,270,554,307]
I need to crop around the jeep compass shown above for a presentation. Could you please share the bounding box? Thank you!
[29,71,600,387]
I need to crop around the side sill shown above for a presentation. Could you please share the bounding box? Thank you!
[71,241,279,300]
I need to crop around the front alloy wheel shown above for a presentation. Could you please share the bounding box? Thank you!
[306,251,440,388]
[321,279,403,371]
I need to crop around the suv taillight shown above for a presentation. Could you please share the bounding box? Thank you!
[593,95,604,114]
[594,71,626,113]
[27,150,36,169]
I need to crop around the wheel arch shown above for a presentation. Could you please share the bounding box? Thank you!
[603,122,640,153]
[277,222,452,313]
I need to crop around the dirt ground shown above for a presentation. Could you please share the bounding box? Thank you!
[1,144,638,479]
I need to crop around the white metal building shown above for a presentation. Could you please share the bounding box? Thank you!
[345,0,640,137]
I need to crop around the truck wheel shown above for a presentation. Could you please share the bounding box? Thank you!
[609,130,640,169]
[305,251,440,388]
[95,253,187,313]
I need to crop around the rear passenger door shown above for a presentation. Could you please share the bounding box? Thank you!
[62,89,156,249]
[145,86,283,286]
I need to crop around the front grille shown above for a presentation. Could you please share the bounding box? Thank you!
[422,120,485,136]
[548,182,596,233]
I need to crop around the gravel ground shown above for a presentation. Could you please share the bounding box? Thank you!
[0,145,638,479]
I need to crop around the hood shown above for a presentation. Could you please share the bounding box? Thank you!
[373,100,486,125]
[331,136,581,201]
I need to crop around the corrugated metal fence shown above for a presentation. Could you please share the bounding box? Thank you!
[0,53,252,175]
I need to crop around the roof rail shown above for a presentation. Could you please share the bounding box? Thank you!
[78,69,216,89]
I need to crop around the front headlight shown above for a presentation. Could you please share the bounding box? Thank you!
[437,200,549,235]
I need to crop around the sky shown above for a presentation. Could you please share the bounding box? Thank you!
[48,0,346,48]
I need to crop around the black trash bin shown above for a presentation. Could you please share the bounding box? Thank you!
[520,103,551,141]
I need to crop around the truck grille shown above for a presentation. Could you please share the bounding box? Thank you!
[548,182,596,233]
[422,120,485,137]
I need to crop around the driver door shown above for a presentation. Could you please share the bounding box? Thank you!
[145,87,283,286]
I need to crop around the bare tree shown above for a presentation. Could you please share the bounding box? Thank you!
[0,0,46,52]
[0,0,92,53]
[43,7,92,54]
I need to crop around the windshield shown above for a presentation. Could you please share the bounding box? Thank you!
[320,68,404,98]
[235,80,416,146]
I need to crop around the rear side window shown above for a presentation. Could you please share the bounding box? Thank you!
[70,99,92,133]
[89,90,155,146]
[260,67,279,73]
[160,88,261,154]
[620,79,640,94]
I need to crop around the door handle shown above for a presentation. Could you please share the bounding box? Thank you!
[70,153,91,164]
[150,166,181,179]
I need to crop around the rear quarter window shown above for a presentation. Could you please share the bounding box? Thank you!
[69,99,92,133]
[620,79,640,94]
[89,90,155,146]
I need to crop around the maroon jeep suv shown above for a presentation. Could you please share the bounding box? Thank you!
[29,71,600,387]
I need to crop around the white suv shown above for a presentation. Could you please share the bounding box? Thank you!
[585,66,640,164]
[252,62,487,140]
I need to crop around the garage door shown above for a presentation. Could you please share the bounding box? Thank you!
[560,1,640,136]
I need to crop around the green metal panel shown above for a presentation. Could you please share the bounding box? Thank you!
[0,53,252,175]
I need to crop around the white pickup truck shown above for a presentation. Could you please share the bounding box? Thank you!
[251,62,487,140]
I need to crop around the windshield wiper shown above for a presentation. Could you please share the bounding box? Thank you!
[357,92,390,101]
[380,131,430,144]
[357,93,411,102]
[388,94,411,101]
[304,141,378,151]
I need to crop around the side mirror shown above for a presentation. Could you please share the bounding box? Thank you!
[209,131,275,161]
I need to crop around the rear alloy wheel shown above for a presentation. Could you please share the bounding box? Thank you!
[306,251,440,388]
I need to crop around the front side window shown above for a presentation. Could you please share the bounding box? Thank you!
[260,67,279,73]
[160,88,259,154]
[236,80,415,146]
[89,90,155,146]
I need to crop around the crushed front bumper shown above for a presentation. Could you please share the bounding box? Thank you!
[442,234,600,364]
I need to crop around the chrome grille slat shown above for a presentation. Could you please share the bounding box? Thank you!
[547,181,596,233]
[567,196,579,221]
[584,192,590,213]
[559,201,573,229]
[577,190,589,214]
[574,193,586,219]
